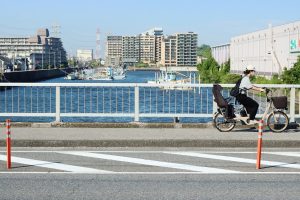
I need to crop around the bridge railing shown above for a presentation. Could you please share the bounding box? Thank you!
[0,83,298,122]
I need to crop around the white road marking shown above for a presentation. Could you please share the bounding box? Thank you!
[1,171,300,174]
[165,152,300,170]
[1,150,299,154]
[266,152,300,158]
[0,151,258,153]
[0,155,111,173]
[58,151,239,173]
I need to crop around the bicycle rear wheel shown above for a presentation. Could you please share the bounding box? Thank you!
[267,111,289,132]
[213,113,236,132]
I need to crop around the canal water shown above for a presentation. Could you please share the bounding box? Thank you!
[0,70,213,123]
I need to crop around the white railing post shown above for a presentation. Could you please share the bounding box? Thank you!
[134,86,139,122]
[134,86,140,122]
[56,86,61,122]
[290,87,295,122]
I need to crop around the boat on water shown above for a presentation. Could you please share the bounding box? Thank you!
[65,71,79,80]
[73,66,126,81]
[91,68,114,80]
[112,66,126,80]
[147,67,198,90]
[0,68,75,82]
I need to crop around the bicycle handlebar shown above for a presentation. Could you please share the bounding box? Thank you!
[261,87,271,94]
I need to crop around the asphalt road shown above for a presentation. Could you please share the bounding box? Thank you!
[1,174,300,200]
[0,147,300,199]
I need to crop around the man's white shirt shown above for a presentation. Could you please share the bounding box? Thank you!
[239,76,252,94]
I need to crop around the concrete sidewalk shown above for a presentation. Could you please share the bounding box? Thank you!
[1,126,300,147]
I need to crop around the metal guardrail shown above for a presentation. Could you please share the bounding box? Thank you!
[0,83,299,122]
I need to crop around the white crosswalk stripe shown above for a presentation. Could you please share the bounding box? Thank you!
[0,154,111,173]
[1,151,300,174]
[266,152,300,158]
[165,152,300,170]
[58,151,240,173]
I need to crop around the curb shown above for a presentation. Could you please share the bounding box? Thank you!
[1,140,300,148]
[0,122,215,128]
[3,122,297,129]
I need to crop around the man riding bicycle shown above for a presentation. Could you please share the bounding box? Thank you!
[236,65,265,125]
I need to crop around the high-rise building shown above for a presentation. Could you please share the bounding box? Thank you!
[138,33,156,64]
[155,35,163,63]
[161,36,177,66]
[176,32,198,66]
[0,28,67,70]
[142,28,163,65]
[105,29,197,67]
[105,36,122,66]
[161,32,198,67]
[122,36,140,64]
[142,27,163,36]
[106,36,122,58]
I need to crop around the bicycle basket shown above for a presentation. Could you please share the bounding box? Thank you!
[271,96,287,109]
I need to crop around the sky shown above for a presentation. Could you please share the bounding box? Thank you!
[1,0,300,57]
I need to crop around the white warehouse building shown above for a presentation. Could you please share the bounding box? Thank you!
[211,44,230,65]
[230,21,300,76]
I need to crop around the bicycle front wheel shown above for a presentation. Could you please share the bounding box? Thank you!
[213,113,236,132]
[267,111,289,132]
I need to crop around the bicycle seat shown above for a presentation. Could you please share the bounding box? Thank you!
[212,84,228,108]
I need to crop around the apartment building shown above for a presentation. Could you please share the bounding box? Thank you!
[122,36,140,64]
[143,28,163,64]
[161,32,198,67]
[105,36,122,66]
[155,35,163,63]
[176,32,198,66]
[0,28,67,70]
[105,29,198,67]
[139,33,156,64]
[161,35,177,66]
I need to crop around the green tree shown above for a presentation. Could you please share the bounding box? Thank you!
[270,74,282,84]
[197,44,211,58]
[221,73,241,84]
[136,62,149,68]
[220,60,230,74]
[197,56,220,83]
[89,59,101,68]
[281,57,300,84]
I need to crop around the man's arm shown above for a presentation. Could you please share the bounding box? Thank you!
[251,85,265,92]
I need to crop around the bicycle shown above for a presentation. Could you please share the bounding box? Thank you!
[212,85,289,132]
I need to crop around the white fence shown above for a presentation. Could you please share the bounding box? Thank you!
[0,82,299,122]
